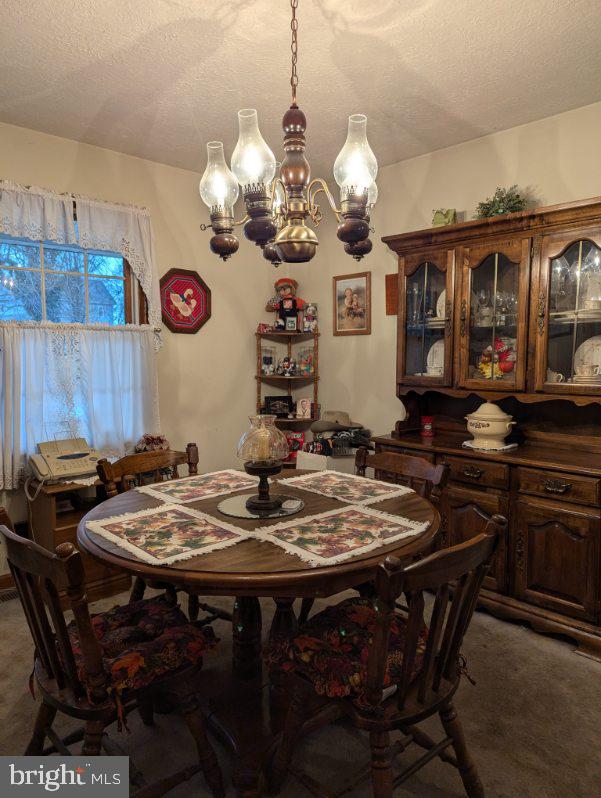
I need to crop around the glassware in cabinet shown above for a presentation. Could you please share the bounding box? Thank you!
[535,232,601,394]
[397,250,454,387]
[458,239,530,391]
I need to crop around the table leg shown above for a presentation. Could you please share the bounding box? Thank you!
[232,597,262,680]
[269,597,298,732]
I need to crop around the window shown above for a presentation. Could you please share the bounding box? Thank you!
[0,237,143,325]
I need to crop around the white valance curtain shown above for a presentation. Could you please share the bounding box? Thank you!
[0,181,163,490]
[0,323,160,490]
[74,196,161,329]
[0,181,77,245]
[0,181,162,330]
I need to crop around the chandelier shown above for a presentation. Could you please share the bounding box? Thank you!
[198,0,378,265]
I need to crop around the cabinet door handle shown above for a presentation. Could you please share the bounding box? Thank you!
[460,299,467,337]
[462,465,483,479]
[537,292,546,336]
[543,478,571,495]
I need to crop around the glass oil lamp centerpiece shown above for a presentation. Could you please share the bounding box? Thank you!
[217,416,305,519]
[238,415,288,511]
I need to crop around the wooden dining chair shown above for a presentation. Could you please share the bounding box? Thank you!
[269,514,506,798]
[1,515,225,797]
[96,443,228,625]
[355,446,449,500]
[298,449,449,626]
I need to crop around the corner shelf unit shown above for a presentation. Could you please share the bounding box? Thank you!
[255,331,319,430]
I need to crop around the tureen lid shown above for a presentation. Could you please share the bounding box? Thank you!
[466,402,512,422]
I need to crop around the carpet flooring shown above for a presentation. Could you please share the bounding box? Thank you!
[0,590,599,797]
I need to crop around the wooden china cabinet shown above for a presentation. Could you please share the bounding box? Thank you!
[378,197,601,660]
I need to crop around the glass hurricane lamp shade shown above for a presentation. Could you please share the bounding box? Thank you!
[333,114,377,247]
[231,109,277,191]
[199,141,239,212]
[230,110,278,247]
[237,415,289,512]
[237,415,289,465]
[199,142,240,260]
[334,114,378,198]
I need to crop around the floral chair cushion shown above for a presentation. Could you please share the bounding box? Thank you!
[266,597,428,700]
[68,596,217,697]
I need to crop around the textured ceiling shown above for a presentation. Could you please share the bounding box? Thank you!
[1,0,600,178]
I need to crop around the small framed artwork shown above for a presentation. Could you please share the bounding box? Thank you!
[285,316,298,332]
[333,271,371,336]
[159,268,211,334]
[296,397,312,418]
[264,395,294,418]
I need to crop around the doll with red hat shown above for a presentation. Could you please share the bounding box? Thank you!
[266,277,306,331]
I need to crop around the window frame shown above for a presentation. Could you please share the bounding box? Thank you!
[0,236,147,325]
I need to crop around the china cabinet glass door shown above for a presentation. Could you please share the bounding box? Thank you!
[397,250,454,386]
[458,240,529,391]
[535,232,601,394]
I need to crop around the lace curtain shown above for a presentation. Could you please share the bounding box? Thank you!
[74,196,161,329]
[0,181,77,244]
[0,181,163,489]
[0,181,161,333]
[0,322,160,490]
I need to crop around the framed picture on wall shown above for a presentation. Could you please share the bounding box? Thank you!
[333,271,371,336]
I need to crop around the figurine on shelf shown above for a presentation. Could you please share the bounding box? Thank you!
[298,348,314,375]
[257,322,275,333]
[276,356,297,376]
[266,278,306,332]
[477,336,516,379]
[303,302,318,333]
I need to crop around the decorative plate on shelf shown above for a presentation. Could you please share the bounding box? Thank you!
[159,268,211,334]
[426,339,445,371]
[436,289,446,318]
[574,335,601,369]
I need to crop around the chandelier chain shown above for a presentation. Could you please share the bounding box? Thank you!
[290,0,299,104]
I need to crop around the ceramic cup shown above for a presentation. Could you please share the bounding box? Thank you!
[546,369,564,382]
[574,364,601,376]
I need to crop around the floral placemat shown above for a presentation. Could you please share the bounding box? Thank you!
[86,505,247,565]
[279,470,412,505]
[136,469,258,504]
[254,505,428,567]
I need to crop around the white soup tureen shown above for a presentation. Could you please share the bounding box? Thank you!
[465,403,516,450]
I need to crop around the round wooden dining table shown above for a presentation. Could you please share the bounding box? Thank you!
[77,469,439,796]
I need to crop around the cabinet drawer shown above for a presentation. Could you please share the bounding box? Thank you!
[517,468,600,506]
[442,456,509,490]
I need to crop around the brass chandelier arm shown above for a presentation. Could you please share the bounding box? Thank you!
[308,178,341,222]
[233,213,250,227]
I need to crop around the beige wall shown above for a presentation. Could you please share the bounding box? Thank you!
[0,120,278,529]
[290,100,601,439]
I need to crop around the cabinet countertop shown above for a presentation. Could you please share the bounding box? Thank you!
[373,432,601,479]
